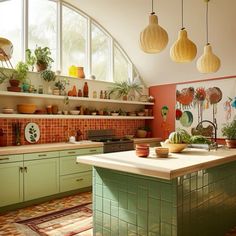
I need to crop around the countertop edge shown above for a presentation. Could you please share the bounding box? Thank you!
[0,142,104,155]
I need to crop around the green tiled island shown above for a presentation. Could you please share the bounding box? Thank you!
[77,148,236,236]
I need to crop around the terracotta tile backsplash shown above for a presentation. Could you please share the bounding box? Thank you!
[0,119,145,146]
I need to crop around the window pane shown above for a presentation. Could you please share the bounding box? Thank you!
[62,5,87,76]
[0,0,22,67]
[91,23,110,81]
[114,44,129,82]
[28,0,57,69]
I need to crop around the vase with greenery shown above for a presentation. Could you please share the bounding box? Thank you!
[40,69,56,82]
[221,119,236,148]
[108,79,143,100]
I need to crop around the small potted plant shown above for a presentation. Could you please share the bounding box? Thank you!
[26,46,54,72]
[108,81,130,100]
[40,69,56,82]
[221,119,236,148]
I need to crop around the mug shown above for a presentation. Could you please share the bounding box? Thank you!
[69,136,76,143]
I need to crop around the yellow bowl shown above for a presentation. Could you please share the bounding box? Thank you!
[160,142,187,153]
[17,104,36,114]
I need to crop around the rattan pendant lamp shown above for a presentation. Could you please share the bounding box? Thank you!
[170,0,197,62]
[140,0,168,53]
[197,0,221,73]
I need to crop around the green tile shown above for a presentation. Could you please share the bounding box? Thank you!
[127,176,138,194]
[111,200,118,207]
[148,214,160,233]
[128,193,137,212]
[95,196,103,211]
[95,210,103,226]
[111,205,118,217]
[119,191,128,209]
[161,183,172,202]
[119,208,137,225]
[190,175,197,191]
[103,198,111,214]
[103,186,118,201]
[119,220,128,235]
[149,198,161,216]
[95,184,103,197]
[161,201,172,224]
[138,187,148,210]
[103,213,111,230]
[137,209,148,229]
[95,224,103,236]
[111,216,119,235]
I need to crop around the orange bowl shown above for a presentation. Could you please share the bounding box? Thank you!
[17,104,36,114]
[160,142,187,153]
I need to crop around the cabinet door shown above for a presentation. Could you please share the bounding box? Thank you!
[24,158,59,201]
[0,162,23,207]
[60,156,92,176]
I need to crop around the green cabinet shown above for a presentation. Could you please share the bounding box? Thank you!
[24,158,59,201]
[59,147,103,192]
[0,156,24,207]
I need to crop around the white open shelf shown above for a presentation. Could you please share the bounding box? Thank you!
[0,113,154,120]
[0,91,154,106]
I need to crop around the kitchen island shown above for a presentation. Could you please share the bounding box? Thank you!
[77,147,236,236]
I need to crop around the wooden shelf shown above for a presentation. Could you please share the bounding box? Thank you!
[0,114,154,120]
[0,91,154,106]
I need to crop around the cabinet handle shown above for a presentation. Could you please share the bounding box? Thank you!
[24,167,27,173]
[38,154,47,157]
[19,167,24,172]
[0,157,10,161]
[89,149,97,152]
[76,178,84,182]
[68,151,76,154]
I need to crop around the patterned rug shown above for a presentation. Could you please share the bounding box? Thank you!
[15,202,93,236]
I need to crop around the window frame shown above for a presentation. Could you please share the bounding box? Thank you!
[17,0,137,83]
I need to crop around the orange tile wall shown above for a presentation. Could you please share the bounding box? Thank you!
[0,119,145,146]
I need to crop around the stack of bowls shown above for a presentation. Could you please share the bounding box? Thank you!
[135,144,150,158]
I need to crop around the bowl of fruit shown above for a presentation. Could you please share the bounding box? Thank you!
[161,131,188,153]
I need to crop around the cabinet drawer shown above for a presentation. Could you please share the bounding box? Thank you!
[0,154,23,164]
[60,156,92,175]
[60,147,103,157]
[24,151,59,161]
[60,172,92,192]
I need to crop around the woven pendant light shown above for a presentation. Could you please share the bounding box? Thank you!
[170,0,197,62]
[197,0,221,73]
[140,0,168,53]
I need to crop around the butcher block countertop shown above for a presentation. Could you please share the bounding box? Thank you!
[0,141,103,155]
[77,147,236,180]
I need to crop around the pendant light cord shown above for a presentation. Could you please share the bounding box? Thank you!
[206,0,209,44]
[181,0,184,29]
[151,0,155,15]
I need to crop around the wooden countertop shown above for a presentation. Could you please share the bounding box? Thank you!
[0,141,103,155]
[133,137,162,144]
[77,147,236,180]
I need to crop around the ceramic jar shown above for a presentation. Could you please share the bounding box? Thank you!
[77,67,85,79]
[135,144,150,158]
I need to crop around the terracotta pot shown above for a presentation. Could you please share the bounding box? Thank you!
[36,62,47,72]
[225,139,236,148]
[136,129,147,138]
[77,67,85,79]
[9,79,20,87]
[136,144,150,157]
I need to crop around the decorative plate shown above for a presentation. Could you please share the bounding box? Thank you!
[0,37,13,61]
[24,122,40,143]
[179,111,193,127]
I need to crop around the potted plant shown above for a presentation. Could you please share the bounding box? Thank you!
[108,81,130,100]
[40,69,56,82]
[221,119,236,148]
[136,127,147,138]
[26,46,54,72]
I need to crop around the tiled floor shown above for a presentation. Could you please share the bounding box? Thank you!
[0,192,91,236]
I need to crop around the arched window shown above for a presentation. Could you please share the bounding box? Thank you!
[0,0,140,83]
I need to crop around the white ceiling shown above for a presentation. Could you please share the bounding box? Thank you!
[67,0,236,86]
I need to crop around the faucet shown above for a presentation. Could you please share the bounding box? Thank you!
[195,119,218,150]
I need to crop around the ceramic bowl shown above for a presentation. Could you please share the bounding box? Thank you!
[155,147,169,158]
[135,144,150,158]
[111,112,119,116]
[160,142,187,153]
[69,110,80,115]
[17,104,36,114]
[2,108,14,114]
[137,112,145,116]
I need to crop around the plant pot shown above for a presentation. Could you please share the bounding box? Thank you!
[9,79,20,87]
[136,130,147,138]
[225,139,236,148]
[36,62,47,72]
